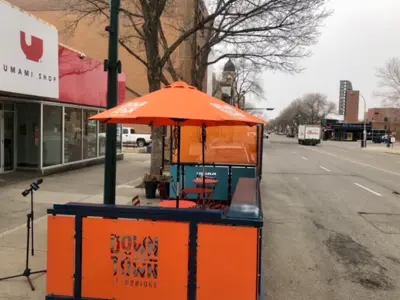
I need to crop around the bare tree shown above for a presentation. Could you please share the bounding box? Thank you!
[212,58,265,107]
[375,57,400,108]
[232,59,266,106]
[62,0,331,174]
[274,93,335,132]
[190,0,332,90]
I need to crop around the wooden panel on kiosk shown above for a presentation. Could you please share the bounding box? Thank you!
[46,215,75,296]
[174,126,258,165]
[197,224,258,300]
[81,218,189,300]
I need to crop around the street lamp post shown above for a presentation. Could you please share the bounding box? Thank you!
[103,0,121,205]
[360,94,367,148]
[244,108,275,111]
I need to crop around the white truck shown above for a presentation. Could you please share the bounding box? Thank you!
[298,125,321,146]
[99,127,151,147]
[121,127,151,147]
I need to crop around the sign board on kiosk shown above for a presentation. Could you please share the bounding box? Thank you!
[0,1,59,99]
[169,165,229,201]
[183,165,229,201]
[47,216,190,299]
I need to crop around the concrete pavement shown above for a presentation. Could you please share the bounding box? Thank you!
[0,152,153,299]
[263,135,400,299]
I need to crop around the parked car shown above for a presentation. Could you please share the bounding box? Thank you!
[372,135,389,144]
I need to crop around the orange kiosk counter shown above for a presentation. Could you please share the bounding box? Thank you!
[45,178,264,300]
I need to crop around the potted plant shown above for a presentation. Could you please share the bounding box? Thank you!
[157,174,171,200]
[142,174,172,199]
[143,174,159,199]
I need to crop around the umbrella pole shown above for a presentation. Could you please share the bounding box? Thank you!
[176,126,181,209]
[202,126,206,207]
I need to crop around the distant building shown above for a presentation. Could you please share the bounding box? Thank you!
[344,90,359,123]
[339,80,353,115]
[368,107,400,139]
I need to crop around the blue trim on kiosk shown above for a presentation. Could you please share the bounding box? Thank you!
[226,178,260,219]
[170,164,257,201]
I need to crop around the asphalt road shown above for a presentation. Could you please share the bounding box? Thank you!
[262,134,400,300]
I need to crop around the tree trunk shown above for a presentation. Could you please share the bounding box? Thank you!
[190,0,199,88]
[148,66,164,175]
[141,0,165,175]
[149,78,164,175]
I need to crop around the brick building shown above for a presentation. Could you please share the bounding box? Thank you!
[344,90,359,123]
[9,0,209,134]
[368,107,400,139]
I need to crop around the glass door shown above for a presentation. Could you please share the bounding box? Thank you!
[0,110,3,173]
[3,110,14,171]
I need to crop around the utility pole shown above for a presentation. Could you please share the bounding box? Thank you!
[360,94,367,148]
[103,0,121,205]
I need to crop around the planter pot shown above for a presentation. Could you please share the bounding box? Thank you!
[145,180,158,199]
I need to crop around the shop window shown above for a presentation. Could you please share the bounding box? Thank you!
[43,105,62,167]
[83,110,98,159]
[16,103,40,168]
[99,122,106,156]
[117,124,122,153]
[64,107,82,163]
[99,123,122,155]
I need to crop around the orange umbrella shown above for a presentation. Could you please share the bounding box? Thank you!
[90,81,266,209]
[90,81,267,126]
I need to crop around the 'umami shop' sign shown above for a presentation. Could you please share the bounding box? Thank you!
[110,234,159,288]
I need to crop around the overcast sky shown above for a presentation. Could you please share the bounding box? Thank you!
[254,0,400,120]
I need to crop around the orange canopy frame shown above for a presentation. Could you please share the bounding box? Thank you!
[176,126,259,165]
[89,81,267,127]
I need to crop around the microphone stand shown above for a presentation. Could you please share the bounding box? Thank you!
[0,180,46,290]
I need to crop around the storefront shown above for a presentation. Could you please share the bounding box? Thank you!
[0,1,125,174]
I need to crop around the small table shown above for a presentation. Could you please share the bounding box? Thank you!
[193,178,219,185]
[181,187,214,199]
[160,200,197,209]
[193,178,219,208]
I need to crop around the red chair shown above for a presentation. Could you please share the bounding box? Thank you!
[132,195,140,206]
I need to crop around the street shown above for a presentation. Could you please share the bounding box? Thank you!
[263,134,400,300]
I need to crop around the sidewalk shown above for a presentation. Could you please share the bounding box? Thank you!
[0,152,156,299]
[363,144,400,155]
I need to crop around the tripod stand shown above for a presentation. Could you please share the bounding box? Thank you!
[0,179,47,290]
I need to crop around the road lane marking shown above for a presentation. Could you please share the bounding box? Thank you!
[354,183,382,197]
[301,156,308,160]
[292,151,297,154]
[320,166,331,172]
[305,147,400,176]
